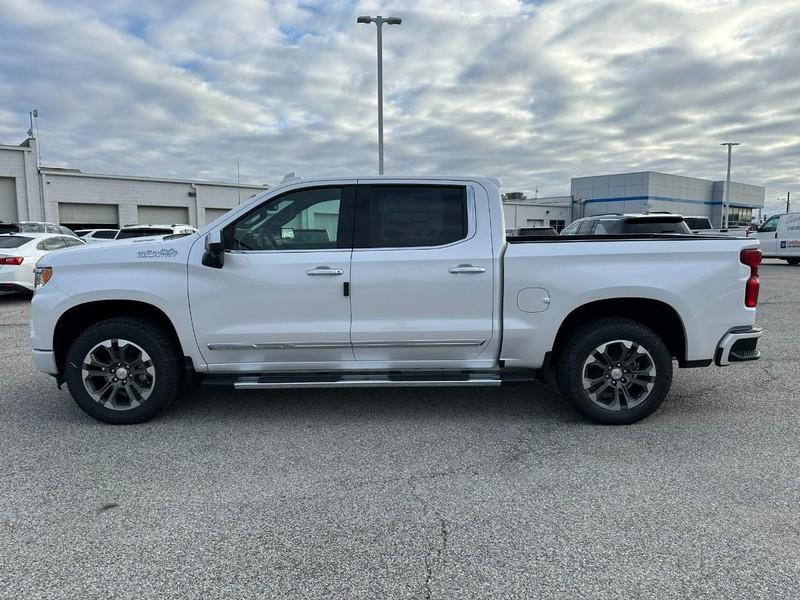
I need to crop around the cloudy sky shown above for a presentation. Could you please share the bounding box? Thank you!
[1,0,798,214]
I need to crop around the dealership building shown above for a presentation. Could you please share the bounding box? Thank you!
[0,138,266,230]
[3,136,765,232]
[570,171,765,227]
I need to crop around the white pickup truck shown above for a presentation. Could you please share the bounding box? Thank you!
[29,176,764,425]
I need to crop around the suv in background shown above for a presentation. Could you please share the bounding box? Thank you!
[561,214,692,235]
[0,221,79,237]
[116,224,197,240]
[506,226,558,237]
[75,229,120,243]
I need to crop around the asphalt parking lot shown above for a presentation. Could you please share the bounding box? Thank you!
[1,261,798,599]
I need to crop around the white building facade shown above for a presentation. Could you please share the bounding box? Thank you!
[571,171,764,227]
[0,138,266,230]
[502,193,572,232]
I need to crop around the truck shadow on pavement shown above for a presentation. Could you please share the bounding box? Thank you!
[167,382,579,426]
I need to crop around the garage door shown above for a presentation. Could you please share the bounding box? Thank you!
[205,208,230,224]
[0,177,18,223]
[58,202,118,226]
[137,205,190,225]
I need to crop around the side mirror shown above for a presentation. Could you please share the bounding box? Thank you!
[202,230,225,269]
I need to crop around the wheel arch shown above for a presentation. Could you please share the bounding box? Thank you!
[551,297,688,366]
[53,300,184,375]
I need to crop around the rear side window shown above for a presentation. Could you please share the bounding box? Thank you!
[355,185,468,248]
[0,236,31,248]
[684,217,711,230]
[595,220,624,234]
[37,237,66,251]
[576,220,596,234]
[94,230,118,239]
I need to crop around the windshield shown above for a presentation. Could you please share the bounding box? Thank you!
[116,228,173,239]
[0,235,32,248]
[18,223,47,233]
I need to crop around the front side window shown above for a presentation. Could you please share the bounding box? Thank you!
[355,185,467,248]
[576,220,596,234]
[560,221,580,235]
[62,236,84,247]
[226,186,351,251]
[759,216,779,233]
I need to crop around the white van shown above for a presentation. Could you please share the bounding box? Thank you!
[752,212,800,264]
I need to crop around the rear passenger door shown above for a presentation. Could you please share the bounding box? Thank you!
[349,183,495,364]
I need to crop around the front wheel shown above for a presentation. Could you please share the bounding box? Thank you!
[785,258,800,265]
[64,317,183,424]
[556,318,673,425]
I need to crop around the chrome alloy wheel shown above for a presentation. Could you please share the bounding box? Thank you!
[581,339,656,411]
[80,339,156,410]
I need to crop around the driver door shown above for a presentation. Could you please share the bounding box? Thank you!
[188,184,356,370]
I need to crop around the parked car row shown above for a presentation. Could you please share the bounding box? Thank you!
[0,233,86,293]
[76,224,197,243]
[0,222,199,293]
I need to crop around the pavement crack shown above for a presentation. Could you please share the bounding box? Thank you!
[410,478,449,599]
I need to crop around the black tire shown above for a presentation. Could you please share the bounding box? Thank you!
[64,317,183,424]
[555,318,673,425]
[785,258,800,265]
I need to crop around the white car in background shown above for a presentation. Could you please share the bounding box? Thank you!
[75,228,120,243]
[0,233,86,293]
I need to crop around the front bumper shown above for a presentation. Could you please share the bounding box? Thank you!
[32,349,59,375]
[715,326,763,366]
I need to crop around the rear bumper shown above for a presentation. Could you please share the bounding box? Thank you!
[715,326,763,366]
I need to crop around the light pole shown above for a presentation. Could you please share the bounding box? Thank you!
[357,15,402,175]
[721,142,740,228]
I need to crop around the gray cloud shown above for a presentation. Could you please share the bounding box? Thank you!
[0,0,797,214]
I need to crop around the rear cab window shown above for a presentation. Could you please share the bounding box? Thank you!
[623,218,691,234]
[0,236,32,248]
[355,185,468,248]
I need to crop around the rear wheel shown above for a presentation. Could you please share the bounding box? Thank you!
[556,318,673,425]
[64,317,182,424]
[785,258,800,265]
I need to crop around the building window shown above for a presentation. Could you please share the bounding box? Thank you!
[549,219,566,232]
[727,207,753,228]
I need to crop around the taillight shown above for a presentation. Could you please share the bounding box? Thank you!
[740,248,761,308]
[0,256,24,265]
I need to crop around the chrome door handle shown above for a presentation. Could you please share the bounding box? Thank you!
[306,266,343,276]
[449,264,486,274]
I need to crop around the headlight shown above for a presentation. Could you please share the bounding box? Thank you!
[34,266,52,289]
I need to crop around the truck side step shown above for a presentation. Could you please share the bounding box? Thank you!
[233,372,502,390]
[199,369,537,390]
